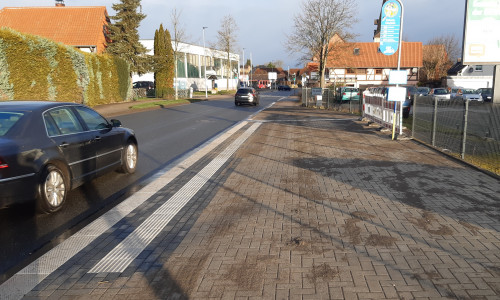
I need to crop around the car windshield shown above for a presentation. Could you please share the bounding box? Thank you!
[463,89,477,94]
[480,88,492,94]
[434,89,448,95]
[405,86,418,93]
[0,112,24,136]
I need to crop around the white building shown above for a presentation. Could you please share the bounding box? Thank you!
[446,62,495,89]
[132,40,240,91]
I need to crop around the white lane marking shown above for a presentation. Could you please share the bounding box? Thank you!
[0,121,250,300]
[89,122,261,273]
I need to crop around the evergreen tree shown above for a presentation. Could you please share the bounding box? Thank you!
[154,24,174,98]
[106,0,150,75]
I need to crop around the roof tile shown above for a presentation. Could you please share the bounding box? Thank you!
[0,6,109,53]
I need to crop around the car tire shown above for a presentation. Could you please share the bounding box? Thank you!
[120,141,138,174]
[36,164,68,214]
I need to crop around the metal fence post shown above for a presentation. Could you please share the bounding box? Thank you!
[327,89,329,109]
[431,98,438,147]
[461,99,469,159]
[411,95,417,139]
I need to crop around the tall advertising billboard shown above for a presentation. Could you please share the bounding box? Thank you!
[462,0,500,64]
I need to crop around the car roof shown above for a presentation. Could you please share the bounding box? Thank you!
[0,101,79,112]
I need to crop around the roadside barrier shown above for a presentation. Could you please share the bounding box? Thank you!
[362,87,403,131]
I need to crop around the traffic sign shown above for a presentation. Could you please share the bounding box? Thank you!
[379,0,402,56]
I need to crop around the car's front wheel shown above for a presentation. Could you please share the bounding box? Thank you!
[36,164,68,214]
[120,142,138,174]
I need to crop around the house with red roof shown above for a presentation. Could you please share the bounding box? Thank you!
[308,39,423,89]
[0,0,110,53]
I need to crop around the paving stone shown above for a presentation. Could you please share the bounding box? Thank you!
[4,100,500,300]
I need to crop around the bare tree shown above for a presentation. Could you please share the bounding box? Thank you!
[286,0,357,88]
[216,15,239,90]
[170,8,189,99]
[422,44,449,81]
[428,34,461,62]
[420,34,460,82]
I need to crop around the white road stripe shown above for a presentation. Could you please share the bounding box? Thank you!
[89,122,261,273]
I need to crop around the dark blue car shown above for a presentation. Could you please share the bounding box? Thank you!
[0,101,138,213]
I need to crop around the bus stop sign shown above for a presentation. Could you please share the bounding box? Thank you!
[379,0,402,56]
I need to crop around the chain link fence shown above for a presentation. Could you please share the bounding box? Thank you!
[412,96,500,175]
[300,88,362,114]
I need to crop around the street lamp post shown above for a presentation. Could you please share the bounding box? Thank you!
[203,26,208,99]
[242,48,245,87]
[250,52,252,85]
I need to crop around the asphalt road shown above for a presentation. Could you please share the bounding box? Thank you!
[0,90,291,283]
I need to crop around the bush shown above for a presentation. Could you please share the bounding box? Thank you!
[0,28,130,106]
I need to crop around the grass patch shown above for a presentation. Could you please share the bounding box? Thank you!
[129,99,202,109]
[217,90,236,95]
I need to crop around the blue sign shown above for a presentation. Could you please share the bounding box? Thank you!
[379,0,402,56]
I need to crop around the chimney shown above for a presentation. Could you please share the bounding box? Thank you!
[55,0,65,7]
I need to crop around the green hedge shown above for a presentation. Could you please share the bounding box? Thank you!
[0,28,130,106]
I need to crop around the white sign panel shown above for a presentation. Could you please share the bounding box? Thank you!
[462,0,500,64]
[268,72,277,80]
[387,87,406,102]
[389,70,408,85]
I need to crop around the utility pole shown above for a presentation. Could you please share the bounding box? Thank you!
[242,48,245,86]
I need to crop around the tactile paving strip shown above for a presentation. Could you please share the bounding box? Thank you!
[88,122,261,273]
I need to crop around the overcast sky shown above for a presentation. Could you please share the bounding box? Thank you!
[2,0,466,68]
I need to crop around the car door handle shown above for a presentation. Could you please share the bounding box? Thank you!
[94,136,102,142]
[59,142,70,148]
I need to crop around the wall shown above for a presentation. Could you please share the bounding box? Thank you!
[446,76,493,89]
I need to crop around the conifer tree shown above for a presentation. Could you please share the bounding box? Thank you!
[154,24,174,98]
[106,0,150,75]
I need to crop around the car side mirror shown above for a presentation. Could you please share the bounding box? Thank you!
[110,119,122,127]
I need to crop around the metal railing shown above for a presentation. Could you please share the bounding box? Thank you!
[412,96,500,175]
[362,89,403,131]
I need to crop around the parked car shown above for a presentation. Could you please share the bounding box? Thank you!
[402,98,412,118]
[235,87,260,106]
[340,87,360,101]
[477,88,493,102]
[402,85,419,101]
[278,85,291,91]
[133,81,154,90]
[456,89,482,101]
[0,101,138,213]
[449,87,464,98]
[429,88,451,101]
[417,87,431,96]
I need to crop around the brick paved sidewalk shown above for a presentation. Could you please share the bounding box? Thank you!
[11,100,500,299]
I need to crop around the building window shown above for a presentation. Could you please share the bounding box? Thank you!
[353,48,360,55]
[375,69,382,75]
[346,68,355,74]
[176,53,186,78]
[187,53,199,78]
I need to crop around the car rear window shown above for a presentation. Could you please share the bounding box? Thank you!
[344,88,358,92]
[237,88,252,94]
[0,112,24,136]
[463,89,477,94]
